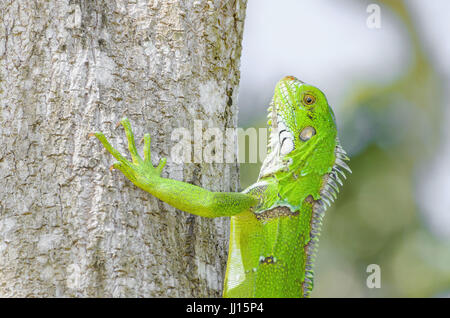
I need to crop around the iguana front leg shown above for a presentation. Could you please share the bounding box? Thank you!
[92,117,258,218]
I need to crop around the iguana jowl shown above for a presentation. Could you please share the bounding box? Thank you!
[93,76,350,297]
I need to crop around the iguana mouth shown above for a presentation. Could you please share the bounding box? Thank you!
[278,119,295,156]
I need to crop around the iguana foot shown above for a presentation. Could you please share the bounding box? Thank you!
[90,117,166,188]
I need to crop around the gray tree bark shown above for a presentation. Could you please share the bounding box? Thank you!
[0,0,247,297]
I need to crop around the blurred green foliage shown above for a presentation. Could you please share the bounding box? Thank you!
[239,0,450,297]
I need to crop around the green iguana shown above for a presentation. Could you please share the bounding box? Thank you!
[92,76,350,297]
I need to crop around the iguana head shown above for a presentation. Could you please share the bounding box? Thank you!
[260,76,339,179]
[259,76,350,203]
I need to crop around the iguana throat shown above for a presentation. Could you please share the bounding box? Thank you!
[259,77,305,179]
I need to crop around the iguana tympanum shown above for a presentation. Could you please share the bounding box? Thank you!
[92,76,350,297]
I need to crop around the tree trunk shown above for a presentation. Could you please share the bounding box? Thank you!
[0,0,247,297]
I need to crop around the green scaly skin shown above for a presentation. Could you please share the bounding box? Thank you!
[92,76,350,298]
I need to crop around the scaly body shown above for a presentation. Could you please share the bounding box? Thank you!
[93,76,350,297]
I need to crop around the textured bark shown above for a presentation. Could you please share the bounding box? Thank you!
[0,0,247,297]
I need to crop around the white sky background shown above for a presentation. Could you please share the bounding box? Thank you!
[238,0,450,239]
[238,0,407,122]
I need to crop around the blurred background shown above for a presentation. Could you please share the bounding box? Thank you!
[237,0,450,297]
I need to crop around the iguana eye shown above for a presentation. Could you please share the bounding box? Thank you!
[299,126,316,141]
[303,94,316,106]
